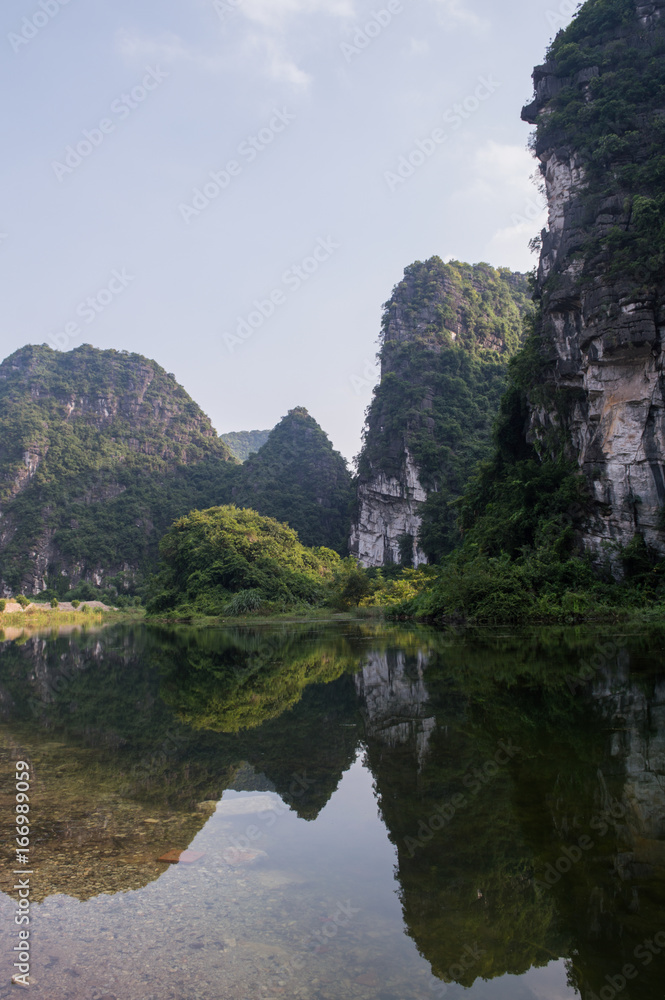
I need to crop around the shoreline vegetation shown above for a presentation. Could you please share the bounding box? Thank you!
[0,603,145,630]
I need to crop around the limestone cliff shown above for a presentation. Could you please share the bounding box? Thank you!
[0,344,237,596]
[351,258,532,567]
[522,0,665,562]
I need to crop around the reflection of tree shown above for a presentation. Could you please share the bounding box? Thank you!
[0,624,366,817]
[155,626,360,732]
[364,630,665,996]
[1,621,664,996]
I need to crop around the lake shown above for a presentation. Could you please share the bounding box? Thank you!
[0,622,664,1000]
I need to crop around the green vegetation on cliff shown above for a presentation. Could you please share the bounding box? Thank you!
[357,258,533,560]
[0,345,238,599]
[0,350,353,600]
[221,428,271,462]
[388,0,665,623]
[526,0,665,281]
[232,407,354,554]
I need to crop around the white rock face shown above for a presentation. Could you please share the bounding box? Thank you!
[350,451,428,568]
[522,27,665,566]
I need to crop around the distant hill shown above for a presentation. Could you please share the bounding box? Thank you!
[232,407,354,555]
[0,345,237,598]
[221,429,272,462]
[0,349,356,598]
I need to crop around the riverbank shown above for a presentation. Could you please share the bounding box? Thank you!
[145,607,384,628]
[0,606,146,629]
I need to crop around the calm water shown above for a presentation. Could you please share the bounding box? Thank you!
[0,622,664,1000]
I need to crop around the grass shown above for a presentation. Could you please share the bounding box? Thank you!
[0,607,146,629]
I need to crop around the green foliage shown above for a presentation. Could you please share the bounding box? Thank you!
[360,567,434,607]
[224,589,264,615]
[146,505,342,616]
[0,344,238,595]
[15,595,29,609]
[71,600,80,609]
[220,429,271,462]
[535,0,665,282]
[0,599,6,612]
[329,558,373,609]
[232,408,354,555]
[50,598,59,609]
[358,258,534,561]
[548,0,636,54]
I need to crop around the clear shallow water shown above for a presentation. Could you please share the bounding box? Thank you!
[0,622,663,999]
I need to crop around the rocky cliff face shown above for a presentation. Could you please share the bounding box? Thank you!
[350,450,429,567]
[522,0,665,563]
[0,344,236,596]
[351,259,532,567]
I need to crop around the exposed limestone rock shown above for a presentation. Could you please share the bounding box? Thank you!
[350,259,532,567]
[522,1,665,564]
[350,451,428,568]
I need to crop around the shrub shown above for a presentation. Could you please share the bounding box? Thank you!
[15,595,29,609]
[0,599,6,612]
[71,600,81,609]
[50,598,59,609]
[224,590,264,615]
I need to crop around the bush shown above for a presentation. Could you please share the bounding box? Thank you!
[81,604,90,614]
[146,505,341,616]
[329,559,373,610]
[0,599,6,612]
[224,589,264,615]
[50,598,59,609]
[71,600,81,609]
[15,595,29,609]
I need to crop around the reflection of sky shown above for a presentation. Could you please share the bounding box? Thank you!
[0,757,576,999]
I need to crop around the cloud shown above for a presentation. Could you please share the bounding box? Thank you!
[238,0,355,29]
[454,140,546,268]
[116,0,356,89]
[244,32,311,86]
[429,0,488,30]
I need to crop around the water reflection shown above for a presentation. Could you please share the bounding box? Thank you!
[0,623,663,998]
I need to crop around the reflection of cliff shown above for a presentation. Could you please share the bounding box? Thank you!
[2,620,664,998]
[0,624,364,901]
[536,663,665,1000]
[361,644,563,986]
[355,649,436,764]
[360,632,665,995]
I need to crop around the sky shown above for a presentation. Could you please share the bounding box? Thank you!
[0,0,576,462]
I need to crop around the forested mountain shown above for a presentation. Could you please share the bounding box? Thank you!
[351,258,533,566]
[232,407,354,554]
[0,348,354,598]
[221,429,272,462]
[0,345,238,597]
